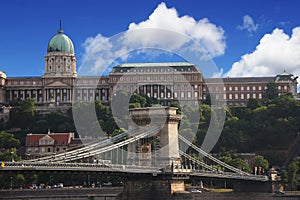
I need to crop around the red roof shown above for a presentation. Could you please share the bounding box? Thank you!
[25,134,44,146]
[26,133,74,146]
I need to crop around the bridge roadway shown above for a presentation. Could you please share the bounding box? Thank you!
[0,161,268,182]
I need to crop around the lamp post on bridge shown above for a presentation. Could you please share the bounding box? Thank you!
[10,151,14,162]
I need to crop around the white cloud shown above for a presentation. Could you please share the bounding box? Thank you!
[225,27,300,83]
[79,2,226,75]
[237,15,259,36]
[127,2,225,57]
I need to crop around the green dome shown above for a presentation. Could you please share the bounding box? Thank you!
[47,29,74,53]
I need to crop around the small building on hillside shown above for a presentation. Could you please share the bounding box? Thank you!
[25,131,75,159]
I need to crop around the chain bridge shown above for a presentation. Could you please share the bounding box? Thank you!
[1,107,274,198]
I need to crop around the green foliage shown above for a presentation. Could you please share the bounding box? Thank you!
[111,128,125,137]
[281,157,300,190]
[212,93,300,166]
[0,131,20,149]
[130,94,147,107]
[0,147,22,161]
[247,98,261,110]
[228,158,250,172]
[0,131,22,162]
[251,155,269,170]
[129,102,141,108]
[8,99,35,130]
[264,81,278,103]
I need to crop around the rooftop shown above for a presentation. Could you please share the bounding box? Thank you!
[204,77,275,84]
[26,132,74,146]
[117,62,195,68]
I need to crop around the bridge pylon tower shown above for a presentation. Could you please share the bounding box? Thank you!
[127,107,181,168]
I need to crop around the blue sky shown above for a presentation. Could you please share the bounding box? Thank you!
[1,0,300,84]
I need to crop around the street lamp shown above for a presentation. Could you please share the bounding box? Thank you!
[10,151,14,162]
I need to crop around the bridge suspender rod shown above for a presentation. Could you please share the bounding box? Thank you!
[28,128,139,163]
[62,126,161,162]
[179,151,216,171]
[179,135,251,176]
[49,126,160,163]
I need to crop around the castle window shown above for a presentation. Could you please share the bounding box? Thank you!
[235,94,238,99]
[241,93,244,99]
[194,91,198,98]
[181,92,184,98]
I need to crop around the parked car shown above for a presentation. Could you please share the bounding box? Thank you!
[190,189,202,193]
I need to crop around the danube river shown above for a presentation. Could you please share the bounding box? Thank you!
[0,187,299,200]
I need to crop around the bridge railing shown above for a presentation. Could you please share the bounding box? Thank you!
[1,161,162,173]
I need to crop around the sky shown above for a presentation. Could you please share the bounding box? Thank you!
[0,0,300,89]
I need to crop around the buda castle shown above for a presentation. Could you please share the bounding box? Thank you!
[0,27,298,109]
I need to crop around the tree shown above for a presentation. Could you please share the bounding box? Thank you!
[264,81,278,104]
[129,93,147,107]
[247,98,261,110]
[0,131,21,162]
[0,131,21,149]
[229,158,250,172]
[8,99,35,130]
[251,155,269,171]
[286,158,299,190]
